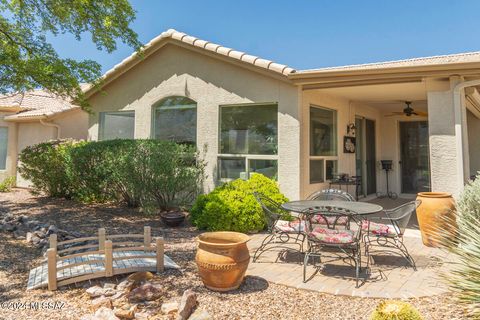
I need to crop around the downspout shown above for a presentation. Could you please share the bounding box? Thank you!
[40,119,61,139]
[453,79,480,188]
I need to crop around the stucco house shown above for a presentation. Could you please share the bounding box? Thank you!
[83,29,480,200]
[0,90,88,187]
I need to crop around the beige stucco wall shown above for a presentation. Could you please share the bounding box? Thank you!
[0,112,18,183]
[87,44,301,199]
[467,109,480,178]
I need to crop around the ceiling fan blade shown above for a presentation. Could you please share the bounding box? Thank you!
[384,112,405,117]
[415,111,428,117]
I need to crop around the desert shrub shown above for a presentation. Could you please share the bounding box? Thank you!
[70,139,139,204]
[18,139,84,197]
[128,140,205,211]
[370,300,423,320]
[442,173,480,317]
[190,174,289,233]
[0,176,15,192]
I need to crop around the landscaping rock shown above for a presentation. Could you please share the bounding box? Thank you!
[116,279,135,292]
[47,225,59,235]
[104,283,116,290]
[94,307,120,320]
[3,223,16,232]
[176,289,197,320]
[87,286,117,298]
[127,283,163,302]
[91,296,113,310]
[133,311,152,320]
[161,301,179,315]
[188,309,211,320]
[113,304,137,319]
[127,271,153,284]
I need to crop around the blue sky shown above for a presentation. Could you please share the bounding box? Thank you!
[48,0,480,73]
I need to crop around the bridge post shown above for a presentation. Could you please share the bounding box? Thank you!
[156,237,164,273]
[49,233,57,250]
[144,226,151,251]
[47,248,57,291]
[98,228,106,251]
[105,240,113,277]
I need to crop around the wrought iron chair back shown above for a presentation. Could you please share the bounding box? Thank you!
[306,188,355,202]
[367,200,420,236]
[303,206,361,241]
[253,192,285,232]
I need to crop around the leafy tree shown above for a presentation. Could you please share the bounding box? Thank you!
[0,0,142,108]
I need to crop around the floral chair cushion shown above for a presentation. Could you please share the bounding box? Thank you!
[310,214,348,226]
[309,226,355,244]
[362,221,400,237]
[275,220,307,233]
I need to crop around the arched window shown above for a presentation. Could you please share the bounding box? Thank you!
[152,96,197,145]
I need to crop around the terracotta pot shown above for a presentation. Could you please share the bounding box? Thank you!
[416,192,457,247]
[195,231,250,292]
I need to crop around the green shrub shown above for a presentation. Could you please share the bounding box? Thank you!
[18,139,84,197]
[0,176,15,192]
[19,139,205,212]
[442,173,480,317]
[370,300,423,320]
[190,174,288,233]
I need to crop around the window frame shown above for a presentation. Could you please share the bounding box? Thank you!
[151,96,197,145]
[98,110,135,141]
[309,105,338,184]
[217,102,279,182]
[0,126,8,171]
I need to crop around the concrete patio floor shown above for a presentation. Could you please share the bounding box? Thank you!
[246,197,453,299]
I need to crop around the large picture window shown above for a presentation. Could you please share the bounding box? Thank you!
[309,106,338,183]
[99,111,135,140]
[218,103,278,180]
[0,127,8,170]
[153,96,197,145]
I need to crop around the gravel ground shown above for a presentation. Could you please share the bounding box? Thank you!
[0,189,469,320]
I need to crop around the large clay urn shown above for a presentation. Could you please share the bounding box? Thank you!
[416,192,457,247]
[195,231,250,292]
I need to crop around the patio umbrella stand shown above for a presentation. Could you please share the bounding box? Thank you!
[376,160,398,199]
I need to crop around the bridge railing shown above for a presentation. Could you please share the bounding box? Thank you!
[46,226,164,290]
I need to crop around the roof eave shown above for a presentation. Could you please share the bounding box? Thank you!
[289,61,480,85]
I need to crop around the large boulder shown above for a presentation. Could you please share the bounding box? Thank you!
[127,283,163,302]
[176,290,197,320]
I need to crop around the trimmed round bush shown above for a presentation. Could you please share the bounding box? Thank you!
[371,300,423,320]
[190,173,288,233]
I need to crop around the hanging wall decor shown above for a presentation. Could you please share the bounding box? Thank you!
[346,123,356,137]
[344,136,356,153]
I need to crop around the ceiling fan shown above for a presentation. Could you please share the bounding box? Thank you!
[385,101,428,117]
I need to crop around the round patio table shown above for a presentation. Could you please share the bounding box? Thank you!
[281,200,383,216]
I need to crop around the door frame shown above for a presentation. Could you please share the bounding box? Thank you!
[397,119,431,195]
[355,116,377,196]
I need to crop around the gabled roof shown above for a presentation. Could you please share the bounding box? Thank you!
[83,29,296,97]
[0,90,80,121]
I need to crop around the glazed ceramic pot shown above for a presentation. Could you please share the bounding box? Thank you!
[160,211,186,227]
[195,231,250,292]
[416,192,457,247]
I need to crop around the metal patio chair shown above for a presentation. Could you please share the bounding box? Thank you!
[302,206,364,288]
[252,192,307,263]
[306,188,355,228]
[362,200,421,270]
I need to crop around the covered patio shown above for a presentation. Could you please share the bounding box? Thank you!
[247,197,452,298]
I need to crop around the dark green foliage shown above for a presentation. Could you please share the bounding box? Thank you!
[18,139,205,211]
[0,0,141,109]
[18,139,84,197]
[190,174,288,233]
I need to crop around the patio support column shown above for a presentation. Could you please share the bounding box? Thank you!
[427,76,469,197]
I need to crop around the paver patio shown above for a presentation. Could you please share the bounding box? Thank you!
[246,198,453,299]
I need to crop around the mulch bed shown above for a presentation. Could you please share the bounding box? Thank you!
[0,189,468,319]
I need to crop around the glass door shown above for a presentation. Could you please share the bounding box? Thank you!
[355,117,365,196]
[399,121,431,193]
[355,117,376,196]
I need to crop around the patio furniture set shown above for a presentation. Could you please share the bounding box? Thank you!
[253,189,420,288]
